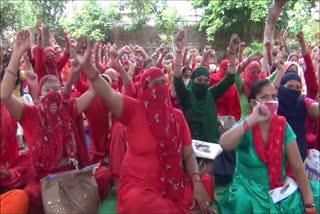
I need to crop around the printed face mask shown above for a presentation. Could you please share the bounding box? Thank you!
[255,100,278,116]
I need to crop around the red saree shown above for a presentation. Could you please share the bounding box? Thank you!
[0,103,33,190]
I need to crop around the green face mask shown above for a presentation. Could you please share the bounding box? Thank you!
[192,82,208,100]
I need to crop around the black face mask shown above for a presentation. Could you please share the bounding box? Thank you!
[278,86,301,104]
[192,82,208,100]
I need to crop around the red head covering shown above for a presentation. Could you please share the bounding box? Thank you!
[138,67,183,200]
[31,75,88,174]
[241,61,263,96]
[37,75,60,97]
[138,67,177,140]
[43,47,56,60]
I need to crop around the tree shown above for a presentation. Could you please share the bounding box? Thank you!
[59,1,120,41]
[192,0,317,42]
[0,0,17,38]
[285,0,319,42]
[117,0,167,31]
[155,6,186,45]
[1,0,69,43]
[192,0,271,41]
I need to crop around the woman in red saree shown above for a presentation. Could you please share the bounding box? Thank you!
[77,38,214,214]
[0,102,33,192]
[0,30,109,213]
[33,21,70,83]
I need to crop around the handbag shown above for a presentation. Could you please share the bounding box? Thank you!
[41,164,100,214]
[213,151,235,185]
[217,115,236,135]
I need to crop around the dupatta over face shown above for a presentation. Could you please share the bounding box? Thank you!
[185,66,219,143]
[31,75,88,174]
[241,61,265,97]
[138,67,183,200]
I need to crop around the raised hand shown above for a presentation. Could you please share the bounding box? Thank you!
[70,59,81,82]
[48,28,56,37]
[229,34,241,54]
[248,103,271,126]
[130,44,140,53]
[249,51,264,62]
[296,31,305,45]
[274,51,285,70]
[70,39,77,48]
[76,38,92,67]
[13,30,31,57]
[203,46,212,56]
[36,20,44,33]
[175,31,185,51]
[239,42,246,52]
[118,45,131,57]
[25,71,38,87]
[128,59,137,72]
[64,32,70,41]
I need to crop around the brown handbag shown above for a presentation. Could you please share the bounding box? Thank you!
[41,164,100,214]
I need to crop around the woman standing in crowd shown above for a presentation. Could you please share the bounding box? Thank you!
[0,30,110,213]
[76,37,215,214]
[219,79,319,214]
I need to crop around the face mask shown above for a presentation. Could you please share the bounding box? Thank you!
[192,82,208,100]
[40,91,63,115]
[209,64,217,73]
[278,86,301,102]
[255,100,278,116]
[183,78,190,87]
[139,83,170,104]
[46,57,56,66]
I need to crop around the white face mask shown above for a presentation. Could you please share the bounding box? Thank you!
[183,78,190,86]
[209,64,217,73]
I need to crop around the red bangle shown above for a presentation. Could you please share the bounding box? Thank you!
[304,209,317,214]
[88,71,99,82]
[243,120,249,132]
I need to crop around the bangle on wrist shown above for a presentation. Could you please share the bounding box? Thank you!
[88,71,99,82]
[229,51,236,55]
[175,49,182,53]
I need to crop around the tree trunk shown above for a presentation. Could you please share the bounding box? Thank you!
[262,0,288,73]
